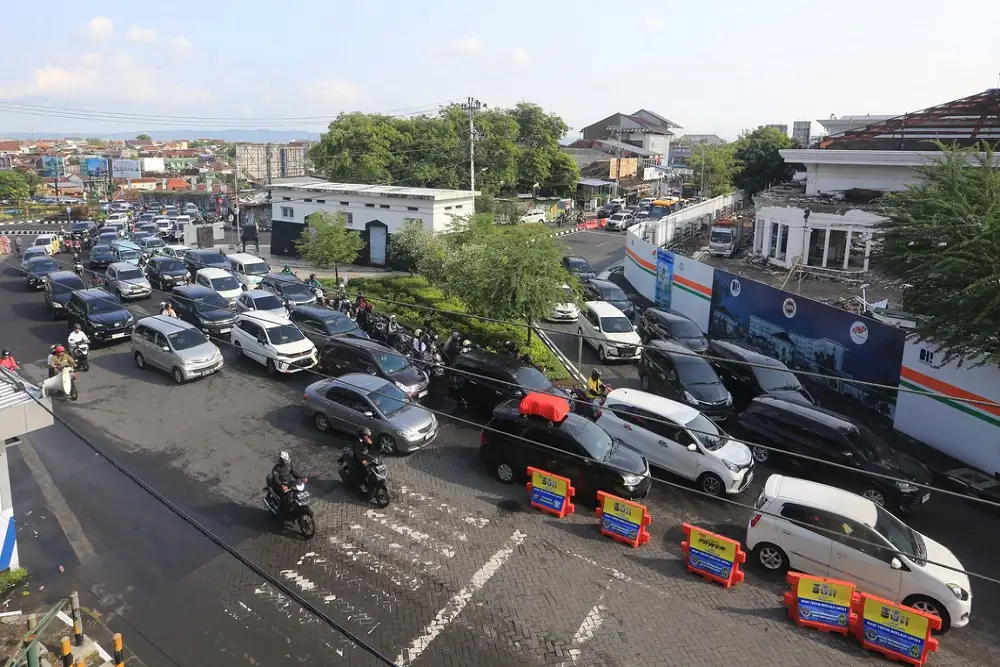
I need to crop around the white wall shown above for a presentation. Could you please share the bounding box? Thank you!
[643,192,743,246]
[806,162,920,195]
[755,204,884,269]
[625,227,657,301]
[141,157,165,173]
[893,341,1000,476]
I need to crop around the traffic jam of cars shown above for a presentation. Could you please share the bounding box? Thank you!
[8,212,974,634]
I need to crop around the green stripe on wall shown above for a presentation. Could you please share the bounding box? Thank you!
[626,251,656,276]
[899,379,1000,429]
[673,281,711,302]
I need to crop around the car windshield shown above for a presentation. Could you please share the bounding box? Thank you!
[372,348,410,374]
[600,316,634,333]
[266,324,305,345]
[194,293,229,312]
[324,315,361,335]
[243,261,269,275]
[99,235,117,243]
[753,363,802,391]
[280,282,314,299]
[844,424,893,462]
[567,259,592,272]
[710,230,732,243]
[687,414,726,451]
[118,250,140,260]
[88,298,123,315]
[209,275,241,291]
[513,366,553,391]
[675,359,719,385]
[873,505,924,560]
[157,259,186,272]
[34,237,53,246]
[143,238,165,248]
[252,295,284,311]
[197,253,227,266]
[30,259,59,273]
[600,286,628,302]
[52,276,86,294]
[368,383,408,417]
[71,223,90,231]
[563,418,614,461]
[668,318,703,339]
[92,245,111,256]
[117,268,144,281]
[168,329,208,351]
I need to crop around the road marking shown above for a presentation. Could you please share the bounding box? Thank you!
[561,583,610,665]
[279,570,316,591]
[327,535,423,592]
[365,509,456,558]
[397,487,490,527]
[594,241,608,248]
[17,437,97,563]
[396,529,527,666]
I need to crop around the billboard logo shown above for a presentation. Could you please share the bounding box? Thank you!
[782,298,797,319]
[729,279,741,297]
[850,321,869,345]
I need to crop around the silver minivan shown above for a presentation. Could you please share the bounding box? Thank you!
[105,262,153,300]
[131,315,224,384]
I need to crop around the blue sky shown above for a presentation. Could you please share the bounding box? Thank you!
[1,0,998,139]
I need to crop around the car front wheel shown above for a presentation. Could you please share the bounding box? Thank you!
[752,543,788,573]
[903,595,951,633]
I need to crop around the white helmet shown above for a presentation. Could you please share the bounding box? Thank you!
[159,302,167,308]
[278,451,290,464]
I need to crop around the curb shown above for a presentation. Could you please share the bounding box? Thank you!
[533,322,585,385]
[551,228,581,237]
[0,220,73,226]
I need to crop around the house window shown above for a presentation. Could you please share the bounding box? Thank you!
[340,201,349,206]
[407,206,418,212]
[282,197,290,201]
[444,206,452,211]
[340,212,354,226]
[281,206,294,218]
[379,204,390,209]
[365,203,375,208]
[919,349,935,366]
[455,204,463,209]
[304,198,313,203]
[316,199,325,203]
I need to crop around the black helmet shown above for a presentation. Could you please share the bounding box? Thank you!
[591,368,601,380]
[1,349,9,357]
[357,291,364,298]
[359,427,372,439]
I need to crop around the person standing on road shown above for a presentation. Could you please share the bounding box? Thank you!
[13,236,23,256]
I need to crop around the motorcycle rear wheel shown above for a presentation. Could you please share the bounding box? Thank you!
[372,483,391,508]
[297,507,316,539]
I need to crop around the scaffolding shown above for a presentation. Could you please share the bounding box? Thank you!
[234,143,308,186]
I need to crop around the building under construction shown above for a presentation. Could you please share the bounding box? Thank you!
[234,143,308,185]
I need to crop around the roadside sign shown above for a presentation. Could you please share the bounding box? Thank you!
[852,594,940,665]
[680,523,745,587]
[526,467,575,518]
[784,572,856,634]
[595,491,650,548]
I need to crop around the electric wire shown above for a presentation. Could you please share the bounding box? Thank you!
[8,249,1000,514]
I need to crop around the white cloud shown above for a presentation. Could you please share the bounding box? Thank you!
[304,80,362,105]
[128,26,158,43]
[643,17,663,32]
[169,36,193,54]
[34,66,99,96]
[444,37,483,57]
[83,16,114,43]
[82,53,102,68]
[113,53,135,69]
[510,48,530,68]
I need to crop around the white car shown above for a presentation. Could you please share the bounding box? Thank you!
[597,388,753,496]
[195,267,243,304]
[520,209,547,224]
[153,216,173,235]
[638,197,655,207]
[231,311,318,376]
[605,212,634,232]
[161,244,191,260]
[235,289,289,319]
[578,301,642,361]
[19,247,48,272]
[547,284,579,322]
[748,474,972,632]
[105,213,129,226]
[226,252,270,289]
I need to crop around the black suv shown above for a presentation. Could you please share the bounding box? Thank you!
[169,285,236,337]
[582,279,635,318]
[562,256,597,281]
[66,289,134,343]
[259,273,318,307]
[480,400,651,502]
[319,337,428,399]
[730,396,932,512]
[44,270,86,319]
[88,244,116,270]
[69,221,98,247]
[289,305,367,348]
[638,339,733,420]
[707,339,815,410]
[24,256,60,290]
[183,249,231,277]
[449,348,569,414]
[145,256,190,290]
[637,308,708,352]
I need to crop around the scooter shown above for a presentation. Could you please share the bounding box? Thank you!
[41,366,78,401]
[338,448,391,508]
[570,384,610,421]
[70,342,90,372]
[73,260,85,277]
[262,477,316,538]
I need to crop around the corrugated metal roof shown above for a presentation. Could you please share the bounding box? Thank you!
[579,178,613,187]
[0,370,36,411]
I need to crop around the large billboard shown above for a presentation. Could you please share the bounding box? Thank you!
[40,156,64,177]
[709,268,906,419]
[0,156,11,171]
[82,157,108,177]
[111,158,141,179]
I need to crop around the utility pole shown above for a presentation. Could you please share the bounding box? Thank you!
[463,97,485,192]
[698,143,707,198]
[607,125,625,198]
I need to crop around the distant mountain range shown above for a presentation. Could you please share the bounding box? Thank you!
[0,129,323,142]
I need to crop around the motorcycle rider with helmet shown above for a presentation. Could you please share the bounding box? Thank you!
[384,314,400,345]
[0,349,18,372]
[349,427,378,488]
[68,324,89,357]
[411,329,428,358]
[280,264,295,276]
[48,345,75,377]
[305,273,322,290]
[586,368,607,399]
[269,451,304,513]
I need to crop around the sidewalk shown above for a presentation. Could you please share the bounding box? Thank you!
[222,242,409,282]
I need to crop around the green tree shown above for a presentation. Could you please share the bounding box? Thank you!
[731,126,797,194]
[294,211,365,281]
[0,170,30,205]
[15,169,43,198]
[388,218,440,275]
[877,143,1000,366]
[689,143,737,197]
[136,133,151,140]
[309,113,402,184]
[546,151,582,197]
[86,137,105,146]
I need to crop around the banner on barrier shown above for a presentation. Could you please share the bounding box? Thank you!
[784,572,856,634]
[854,594,940,666]
[526,467,575,518]
[595,492,651,548]
[680,523,745,587]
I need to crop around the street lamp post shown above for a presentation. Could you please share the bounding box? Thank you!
[698,144,706,198]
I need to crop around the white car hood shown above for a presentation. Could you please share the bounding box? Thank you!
[602,330,642,346]
[920,534,971,591]
[712,438,753,467]
[216,287,243,300]
[273,339,316,357]
[553,302,579,313]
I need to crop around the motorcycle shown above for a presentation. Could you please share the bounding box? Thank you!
[422,347,449,395]
[309,285,326,306]
[570,384,611,421]
[73,239,82,253]
[70,342,90,372]
[73,260,85,277]
[338,448,391,508]
[262,477,316,538]
[60,238,73,254]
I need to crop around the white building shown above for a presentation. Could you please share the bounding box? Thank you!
[816,114,898,137]
[140,157,165,173]
[268,178,477,266]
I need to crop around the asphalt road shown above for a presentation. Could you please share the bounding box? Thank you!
[1,233,998,666]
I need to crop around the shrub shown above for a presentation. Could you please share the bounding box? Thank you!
[335,276,571,382]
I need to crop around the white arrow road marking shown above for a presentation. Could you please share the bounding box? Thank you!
[396,530,527,666]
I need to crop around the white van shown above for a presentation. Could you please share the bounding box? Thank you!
[32,233,59,255]
[226,252,271,288]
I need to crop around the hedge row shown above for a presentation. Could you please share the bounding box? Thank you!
[336,275,571,382]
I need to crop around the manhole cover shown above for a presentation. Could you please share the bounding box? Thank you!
[496,499,523,513]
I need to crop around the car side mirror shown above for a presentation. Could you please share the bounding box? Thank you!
[890,557,902,570]
[257,336,267,345]
[842,451,854,458]
[363,411,374,418]
[161,345,170,351]
[687,443,698,452]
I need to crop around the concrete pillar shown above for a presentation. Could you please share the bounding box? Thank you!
[864,236,873,271]
[821,229,831,268]
[776,224,786,260]
[842,230,853,270]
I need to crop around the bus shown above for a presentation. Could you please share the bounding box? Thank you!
[647,198,681,220]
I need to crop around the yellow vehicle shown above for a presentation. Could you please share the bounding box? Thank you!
[647,198,680,220]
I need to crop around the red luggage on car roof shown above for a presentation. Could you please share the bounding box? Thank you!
[519,392,570,422]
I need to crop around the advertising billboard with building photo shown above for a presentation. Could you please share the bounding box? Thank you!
[0,155,11,171]
[40,156,64,177]
[82,157,108,177]
[111,158,141,179]
[708,268,906,419]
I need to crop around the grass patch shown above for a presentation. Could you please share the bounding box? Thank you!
[0,568,29,596]
[337,276,571,382]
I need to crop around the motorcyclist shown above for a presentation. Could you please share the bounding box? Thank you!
[90,273,103,287]
[411,329,428,358]
[305,273,322,289]
[68,324,90,351]
[280,264,295,276]
[384,314,400,343]
[269,451,304,512]
[45,345,56,369]
[353,427,376,471]
[160,301,178,318]
[444,331,462,360]
[49,345,75,376]
[586,368,607,399]
[0,349,18,371]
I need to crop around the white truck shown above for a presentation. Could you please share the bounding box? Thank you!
[708,217,743,258]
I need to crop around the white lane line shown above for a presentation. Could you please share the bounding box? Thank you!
[594,241,608,248]
[327,535,423,592]
[396,530,527,666]
[349,524,442,571]
[563,594,607,665]
[391,505,468,542]
[397,487,490,527]
[365,510,456,558]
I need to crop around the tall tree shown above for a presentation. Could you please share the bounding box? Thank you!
[877,143,1000,366]
[731,126,797,194]
[136,133,151,140]
[688,143,738,197]
[0,170,30,205]
[309,113,402,184]
[294,211,365,281]
[15,169,43,198]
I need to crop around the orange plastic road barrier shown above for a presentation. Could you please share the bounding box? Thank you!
[849,592,940,666]
[595,491,651,548]
[526,467,576,518]
[679,523,745,588]
[784,572,857,635]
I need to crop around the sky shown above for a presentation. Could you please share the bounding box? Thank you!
[1,0,999,140]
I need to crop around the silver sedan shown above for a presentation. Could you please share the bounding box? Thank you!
[301,373,437,454]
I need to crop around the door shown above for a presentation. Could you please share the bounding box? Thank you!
[238,320,267,364]
[150,331,170,370]
[601,405,667,468]
[236,293,253,314]
[775,503,834,576]
[369,224,387,265]
[827,518,903,601]
[523,427,588,490]
[580,308,600,351]
[321,386,360,435]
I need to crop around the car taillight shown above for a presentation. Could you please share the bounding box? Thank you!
[480,432,488,445]
[750,513,762,527]
[302,394,309,401]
